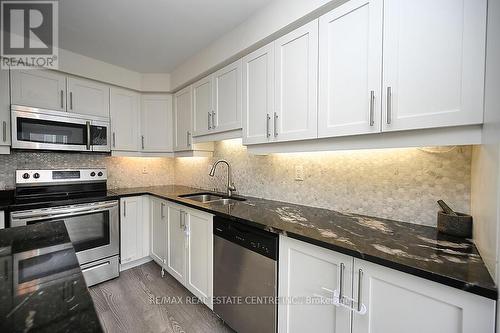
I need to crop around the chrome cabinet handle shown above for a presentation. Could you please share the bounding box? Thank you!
[369,91,375,126]
[179,211,185,228]
[123,201,126,217]
[112,132,116,147]
[86,121,91,150]
[386,87,392,125]
[141,135,145,149]
[266,114,271,137]
[212,111,216,129]
[339,263,345,301]
[161,203,165,219]
[60,90,64,108]
[357,269,363,312]
[2,121,6,142]
[187,131,191,146]
[274,112,278,137]
[208,112,212,130]
[70,92,73,110]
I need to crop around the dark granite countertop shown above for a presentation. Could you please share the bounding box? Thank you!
[109,185,497,300]
[0,221,102,332]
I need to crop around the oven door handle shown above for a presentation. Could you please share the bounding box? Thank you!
[11,202,118,222]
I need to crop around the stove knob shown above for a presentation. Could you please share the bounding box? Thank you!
[33,173,40,179]
[90,172,96,177]
[22,173,30,179]
[97,172,103,177]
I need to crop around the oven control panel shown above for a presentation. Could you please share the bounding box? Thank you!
[16,169,107,185]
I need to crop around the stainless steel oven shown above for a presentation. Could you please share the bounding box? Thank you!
[10,200,119,286]
[11,105,110,152]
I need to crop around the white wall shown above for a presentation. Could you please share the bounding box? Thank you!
[170,0,345,90]
[58,48,170,92]
[470,0,500,329]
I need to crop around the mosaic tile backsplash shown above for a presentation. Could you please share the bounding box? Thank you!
[0,151,175,189]
[0,142,471,227]
[175,140,472,227]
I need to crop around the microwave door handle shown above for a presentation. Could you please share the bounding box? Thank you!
[86,121,91,150]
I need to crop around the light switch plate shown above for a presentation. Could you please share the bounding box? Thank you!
[295,165,304,181]
[142,165,148,174]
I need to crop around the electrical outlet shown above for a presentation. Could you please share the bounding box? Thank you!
[142,165,148,174]
[295,165,304,181]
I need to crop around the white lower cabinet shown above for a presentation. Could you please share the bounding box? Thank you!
[185,208,213,309]
[166,203,187,282]
[150,197,167,266]
[352,259,496,333]
[279,236,352,333]
[278,236,496,333]
[163,202,214,309]
[120,196,149,267]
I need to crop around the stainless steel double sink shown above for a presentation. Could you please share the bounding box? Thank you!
[178,192,246,205]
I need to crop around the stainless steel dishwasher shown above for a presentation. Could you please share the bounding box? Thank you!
[213,216,278,333]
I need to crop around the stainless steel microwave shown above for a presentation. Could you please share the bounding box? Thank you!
[11,105,110,152]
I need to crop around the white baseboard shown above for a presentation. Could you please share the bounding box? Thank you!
[119,256,153,272]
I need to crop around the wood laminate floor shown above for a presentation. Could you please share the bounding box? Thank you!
[89,261,233,333]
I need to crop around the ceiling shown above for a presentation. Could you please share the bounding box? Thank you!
[59,0,272,73]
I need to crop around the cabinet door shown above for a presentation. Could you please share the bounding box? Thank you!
[318,0,382,138]
[110,88,140,151]
[141,94,173,152]
[278,236,352,333]
[274,20,318,142]
[150,198,167,266]
[10,69,66,111]
[167,204,187,283]
[174,86,193,151]
[242,43,275,145]
[352,259,496,333]
[192,76,213,137]
[67,77,110,117]
[0,68,10,146]
[120,197,143,264]
[213,59,242,133]
[186,209,213,309]
[382,0,487,131]
[0,211,4,229]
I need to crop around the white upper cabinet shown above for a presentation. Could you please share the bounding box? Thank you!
[0,68,10,147]
[141,94,173,152]
[67,77,110,117]
[242,42,275,145]
[274,20,319,142]
[381,0,487,132]
[352,259,495,333]
[110,87,140,151]
[11,69,66,111]
[192,75,213,137]
[174,86,193,151]
[212,59,242,133]
[318,0,383,138]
